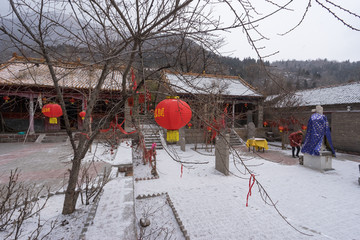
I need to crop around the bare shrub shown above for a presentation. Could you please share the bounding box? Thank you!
[0,169,51,239]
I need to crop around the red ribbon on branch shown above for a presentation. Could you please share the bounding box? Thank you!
[100,119,137,135]
[131,68,137,91]
[246,174,256,207]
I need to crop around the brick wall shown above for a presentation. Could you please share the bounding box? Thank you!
[331,112,360,153]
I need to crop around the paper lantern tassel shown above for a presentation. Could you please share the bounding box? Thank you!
[167,130,179,143]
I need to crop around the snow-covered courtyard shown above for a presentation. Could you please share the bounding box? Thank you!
[1,142,359,240]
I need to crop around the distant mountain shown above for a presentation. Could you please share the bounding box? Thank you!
[1,14,358,96]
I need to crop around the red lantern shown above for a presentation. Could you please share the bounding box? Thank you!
[104,99,109,105]
[79,111,86,120]
[42,97,47,103]
[69,98,75,105]
[42,103,63,124]
[301,124,307,131]
[3,96,10,103]
[187,123,193,129]
[278,125,284,133]
[154,96,192,142]
[263,121,268,127]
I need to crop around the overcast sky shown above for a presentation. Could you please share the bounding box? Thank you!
[0,0,359,62]
[219,0,360,62]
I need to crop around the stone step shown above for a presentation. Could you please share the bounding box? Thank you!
[41,134,68,143]
[143,131,163,149]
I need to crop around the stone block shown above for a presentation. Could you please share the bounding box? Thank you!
[303,151,334,172]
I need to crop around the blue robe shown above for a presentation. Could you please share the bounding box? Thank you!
[301,113,335,156]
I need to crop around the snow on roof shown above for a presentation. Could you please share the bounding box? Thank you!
[266,81,360,107]
[164,71,262,97]
[0,56,125,91]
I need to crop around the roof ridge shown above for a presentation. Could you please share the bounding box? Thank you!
[163,69,241,80]
[2,54,126,70]
[294,81,360,94]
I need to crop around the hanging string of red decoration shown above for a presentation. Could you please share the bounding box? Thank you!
[99,119,136,135]
[131,68,137,91]
[246,174,256,207]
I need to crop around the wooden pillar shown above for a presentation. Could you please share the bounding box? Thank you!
[232,101,235,128]
[29,94,35,134]
[257,100,264,128]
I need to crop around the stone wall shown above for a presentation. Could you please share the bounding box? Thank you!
[0,134,39,143]
[184,129,205,144]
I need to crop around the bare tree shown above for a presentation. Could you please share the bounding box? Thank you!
[0,0,358,217]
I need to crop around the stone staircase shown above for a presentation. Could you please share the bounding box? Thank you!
[36,132,69,143]
[143,127,163,150]
[229,129,245,147]
[137,114,164,150]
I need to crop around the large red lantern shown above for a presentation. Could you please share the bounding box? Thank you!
[154,96,192,142]
[42,103,63,124]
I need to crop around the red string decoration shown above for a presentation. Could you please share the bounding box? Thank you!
[180,164,183,178]
[246,174,256,207]
[99,119,136,135]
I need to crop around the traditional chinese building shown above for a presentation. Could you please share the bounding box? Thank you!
[0,54,125,135]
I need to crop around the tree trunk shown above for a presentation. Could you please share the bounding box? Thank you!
[62,155,82,214]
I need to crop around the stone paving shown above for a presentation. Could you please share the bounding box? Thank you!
[0,142,110,195]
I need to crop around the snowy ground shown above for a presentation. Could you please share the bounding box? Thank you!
[1,142,360,239]
[135,144,360,240]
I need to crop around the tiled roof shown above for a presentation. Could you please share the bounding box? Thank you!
[266,82,360,107]
[0,56,125,91]
[163,71,262,97]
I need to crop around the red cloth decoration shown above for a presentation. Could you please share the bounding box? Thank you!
[128,97,134,107]
[139,93,145,104]
[246,174,256,207]
[180,164,183,178]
